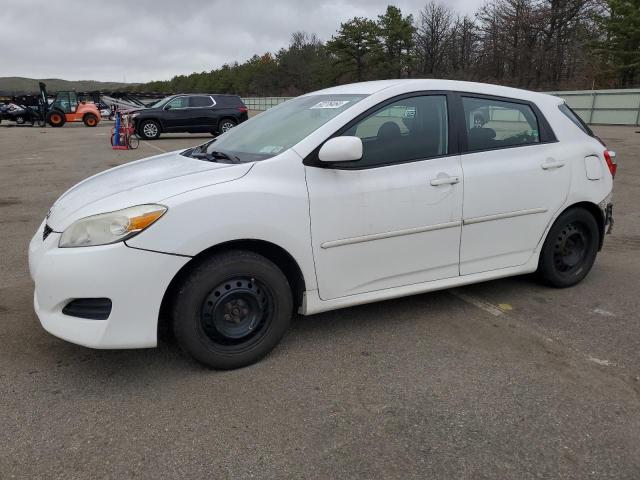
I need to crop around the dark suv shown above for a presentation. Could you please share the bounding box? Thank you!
[130,94,249,140]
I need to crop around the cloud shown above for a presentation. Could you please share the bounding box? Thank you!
[0,0,481,82]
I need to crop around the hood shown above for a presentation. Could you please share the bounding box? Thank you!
[47,150,253,231]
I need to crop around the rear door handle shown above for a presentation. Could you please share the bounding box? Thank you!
[541,160,565,170]
[430,176,460,186]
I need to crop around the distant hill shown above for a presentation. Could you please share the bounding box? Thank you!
[0,77,137,95]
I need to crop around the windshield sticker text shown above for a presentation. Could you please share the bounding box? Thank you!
[310,100,350,109]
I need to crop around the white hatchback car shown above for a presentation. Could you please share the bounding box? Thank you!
[29,80,616,369]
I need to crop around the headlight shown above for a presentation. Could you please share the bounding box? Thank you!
[59,204,167,248]
[130,112,139,119]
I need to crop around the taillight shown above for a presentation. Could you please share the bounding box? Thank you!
[238,106,248,113]
[604,150,617,178]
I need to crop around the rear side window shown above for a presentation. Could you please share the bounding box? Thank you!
[190,96,214,108]
[558,103,594,136]
[341,95,448,167]
[462,97,540,152]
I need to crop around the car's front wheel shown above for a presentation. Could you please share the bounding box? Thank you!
[218,118,237,134]
[138,119,161,140]
[537,208,600,288]
[172,251,293,369]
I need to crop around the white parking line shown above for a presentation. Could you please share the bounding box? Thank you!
[450,289,619,369]
[449,289,504,317]
[142,141,167,153]
[588,356,614,366]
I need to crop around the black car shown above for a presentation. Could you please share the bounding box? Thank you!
[130,94,249,140]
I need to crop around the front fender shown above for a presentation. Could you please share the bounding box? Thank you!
[126,150,318,290]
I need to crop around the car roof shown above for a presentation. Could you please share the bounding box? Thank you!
[308,79,561,105]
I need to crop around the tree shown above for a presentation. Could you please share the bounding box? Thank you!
[597,0,640,87]
[415,2,455,76]
[327,17,381,82]
[276,32,333,95]
[131,0,638,96]
[377,6,416,78]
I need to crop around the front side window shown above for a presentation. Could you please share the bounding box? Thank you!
[150,96,171,108]
[166,96,188,109]
[190,96,214,108]
[462,97,540,152]
[341,95,449,167]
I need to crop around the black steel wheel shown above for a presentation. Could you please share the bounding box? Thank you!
[200,276,273,347]
[173,250,293,369]
[537,208,599,288]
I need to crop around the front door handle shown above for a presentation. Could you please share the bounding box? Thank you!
[430,175,460,186]
[541,160,565,170]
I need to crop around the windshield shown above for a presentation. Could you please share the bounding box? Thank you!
[148,96,172,108]
[201,94,367,162]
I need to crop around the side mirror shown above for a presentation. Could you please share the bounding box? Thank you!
[164,104,172,110]
[318,136,362,163]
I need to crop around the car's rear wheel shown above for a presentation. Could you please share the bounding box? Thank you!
[15,115,25,125]
[172,251,293,369]
[139,119,161,140]
[537,208,599,288]
[47,111,66,127]
[218,118,237,133]
[83,113,98,127]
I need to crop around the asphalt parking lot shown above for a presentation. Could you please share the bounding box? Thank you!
[1,122,639,479]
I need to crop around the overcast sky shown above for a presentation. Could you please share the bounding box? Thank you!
[0,0,481,83]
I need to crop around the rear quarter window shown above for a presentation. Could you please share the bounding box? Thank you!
[215,96,244,107]
[558,103,595,137]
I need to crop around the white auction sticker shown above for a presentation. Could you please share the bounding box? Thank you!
[310,100,350,109]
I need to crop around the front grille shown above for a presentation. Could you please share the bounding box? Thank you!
[62,298,112,320]
[42,224,53,241]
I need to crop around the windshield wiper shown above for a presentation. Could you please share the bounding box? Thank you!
[190,150,241,164]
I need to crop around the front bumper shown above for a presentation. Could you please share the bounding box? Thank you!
[29,222,189,349]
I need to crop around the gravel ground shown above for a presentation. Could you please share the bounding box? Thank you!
[0,122,639,479]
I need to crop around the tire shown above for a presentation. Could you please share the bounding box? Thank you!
[47,111,66,127]
[128,134,139,149]
[218,118,237,134]
[83,113,98,127]
[15,115,25,125]
[138,119,161,140]
[537,208,600,288]
[172,250,293,369]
